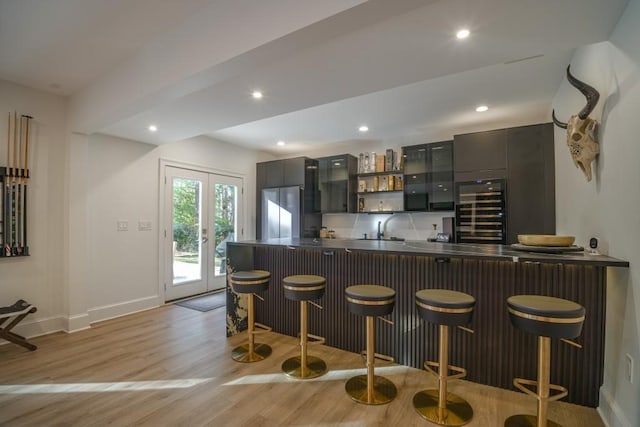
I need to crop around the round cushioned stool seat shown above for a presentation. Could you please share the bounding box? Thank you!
[283,275,326,301]
[507,295,585,339]
[416,289,475,326]
[346,285,395,317]
[229,270,270,294]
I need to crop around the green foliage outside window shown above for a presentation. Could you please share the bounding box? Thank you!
[172,179,236,255]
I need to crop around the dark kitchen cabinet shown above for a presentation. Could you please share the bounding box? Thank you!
[257,157,309,189]
[256,157,320,239]
[452,123,555,244]
[283,157,306,187]
[403,141,454,211]
[506,123,555,243]
[256,157,310,188]
[318,154,357,213]
[257,160,284,188]
[454,129,507,173]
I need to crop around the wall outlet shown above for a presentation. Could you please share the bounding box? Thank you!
[117,220,128,231]
[626,353,634,383]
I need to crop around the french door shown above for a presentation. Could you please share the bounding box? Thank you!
[163,166,243,301]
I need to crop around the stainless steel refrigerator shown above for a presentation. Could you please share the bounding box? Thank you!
[261,186,302,239]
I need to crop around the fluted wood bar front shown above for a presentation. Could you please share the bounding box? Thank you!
[226,239,629,407]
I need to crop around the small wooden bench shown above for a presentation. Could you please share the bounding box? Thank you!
[0,300,37,351]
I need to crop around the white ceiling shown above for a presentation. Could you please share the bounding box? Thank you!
[0,0,629,156]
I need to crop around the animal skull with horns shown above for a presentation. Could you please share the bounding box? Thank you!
[552,65,601,182]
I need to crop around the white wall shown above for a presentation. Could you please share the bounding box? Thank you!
[0,80,67,337]
[84,133,274,322]
[553,1,640,425]
[0,78,276,338]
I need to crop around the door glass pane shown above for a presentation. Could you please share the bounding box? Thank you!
[172,177,202,284]
[213,183,237,276]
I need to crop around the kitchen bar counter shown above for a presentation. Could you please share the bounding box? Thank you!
[229,237,629,267]
[225,238,629,407]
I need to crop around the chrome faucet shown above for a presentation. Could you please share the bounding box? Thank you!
[377,221,383,240]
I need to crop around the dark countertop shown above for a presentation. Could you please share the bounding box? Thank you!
[229,238,629,267]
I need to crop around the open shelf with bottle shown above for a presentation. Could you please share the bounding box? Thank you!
[357,172,403,192]
[356,171,404,213]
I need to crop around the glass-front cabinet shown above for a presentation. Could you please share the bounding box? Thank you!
[403,141,454,211]
[318,154,357,213]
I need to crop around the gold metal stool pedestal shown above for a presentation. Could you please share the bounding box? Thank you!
[413,325,473,426]
[231,293,272,363]
[505,336,566,427]
[346,316,397,405]
[282,300,327,379]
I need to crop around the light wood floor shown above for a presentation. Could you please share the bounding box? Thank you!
[0,304,604,426]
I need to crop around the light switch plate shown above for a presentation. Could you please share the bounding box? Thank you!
[138,220,152,231]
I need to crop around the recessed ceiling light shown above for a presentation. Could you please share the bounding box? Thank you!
[148,125,158,132]
[475,105,489,112]
[252,91,263,99]
[456,29,470,39]
[277,140,285,146]
[358,125,369,132]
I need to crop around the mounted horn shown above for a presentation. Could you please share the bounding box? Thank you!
[552,64,601,182]
[552,110,567,129]
[566,65,600,119]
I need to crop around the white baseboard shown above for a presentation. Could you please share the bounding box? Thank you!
[0,314,67,347]
[66,313,91,332]
[599,387,633,427]
[4,314,65,336]
[1,296,162,347]
[88,295,161,324]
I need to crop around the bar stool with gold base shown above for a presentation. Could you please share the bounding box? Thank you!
[281,274,328,379]
[414,289,476,426]
[345,284,397,405]
[229,270,273,363]
[505,295,585,427]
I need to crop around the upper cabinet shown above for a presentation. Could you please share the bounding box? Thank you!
[257,157,309,189]
[454,129,507,173]
[403,141,454,211]
[318,154,357,213]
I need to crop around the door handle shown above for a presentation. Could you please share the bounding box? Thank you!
[202,237,208,244]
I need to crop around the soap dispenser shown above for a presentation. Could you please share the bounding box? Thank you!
[427,224,438,242]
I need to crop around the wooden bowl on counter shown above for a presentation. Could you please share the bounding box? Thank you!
[517,234,575,247]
